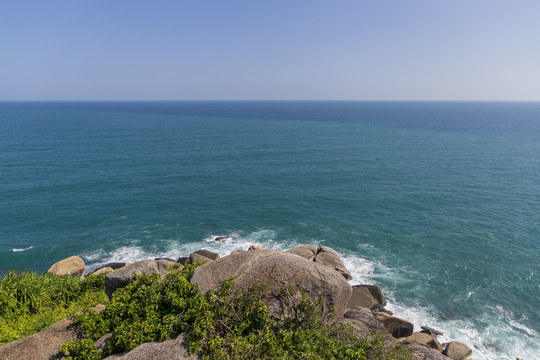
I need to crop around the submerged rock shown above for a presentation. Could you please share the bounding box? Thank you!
[47,256,85,277]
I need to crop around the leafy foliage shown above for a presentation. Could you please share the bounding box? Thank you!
[0,271,108,345]
[67,265,412,360]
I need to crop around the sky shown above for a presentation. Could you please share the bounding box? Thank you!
[1,0,539,101]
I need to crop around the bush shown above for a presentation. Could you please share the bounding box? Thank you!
[67,265,412,360]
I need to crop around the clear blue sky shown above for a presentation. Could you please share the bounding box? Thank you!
[1,0,539,100]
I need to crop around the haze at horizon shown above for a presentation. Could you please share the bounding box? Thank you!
[1,0,539,101]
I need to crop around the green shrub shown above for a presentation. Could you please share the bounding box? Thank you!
[66,265,412,360]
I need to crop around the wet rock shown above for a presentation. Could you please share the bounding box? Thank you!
[420,326,443,337]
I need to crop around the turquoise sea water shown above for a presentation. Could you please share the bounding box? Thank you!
[1,101,539,358]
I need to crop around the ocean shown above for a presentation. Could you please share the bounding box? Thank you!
[0,101,538,359]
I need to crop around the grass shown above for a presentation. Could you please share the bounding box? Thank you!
[0,271,108,345]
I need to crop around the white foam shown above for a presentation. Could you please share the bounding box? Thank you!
[11,246,34,252]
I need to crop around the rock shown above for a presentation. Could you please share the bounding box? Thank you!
[191,249,352,324]
[335,318,370,337]
[90,266,114,276]
[314,251,351,280]
[177,257,189,265]
[362,285,386,308]
[318,245,340,256]
[103,333,199,359]
[94,332,113,352]
[248,245,263,250]
[286,244,318,260]
[410,345,451,360]
[192,249,220,261]
[0,318,83,360]
[156,259,177,271]
[212,236,230,242]
[106,262,129,270]
[398,332,442,352]
[443,341,472,360]
[347,285,379,309]
[188,252,212,265]
[344,306,389,333]
[155,257,177,262]
[373,312,414,338]
[420,326,443,337]
[47,256,85,277]
[104,260,172,298]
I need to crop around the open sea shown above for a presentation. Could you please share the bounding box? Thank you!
[0,101,539,359]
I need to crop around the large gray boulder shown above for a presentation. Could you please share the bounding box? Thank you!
[0,318,83,360]
[286,244,318,260]
[410,345,451,360]
[103,334,199,359]
[104,260,177,298]
[191,249,352,323]
[48,256,85,277]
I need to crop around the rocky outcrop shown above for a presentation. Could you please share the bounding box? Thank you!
[103,334,199,359]
[47,256,85,277]
[410,345,451,360]
[286,245,351,279]
[443,341,472,360]
[0,318,83,360]
[190,249,352,323]
[104,260,178,298]
[373,311,414,338]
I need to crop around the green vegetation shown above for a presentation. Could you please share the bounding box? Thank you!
[62,264,412,360]
[0,271,108,345]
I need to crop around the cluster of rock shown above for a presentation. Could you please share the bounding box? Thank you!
[0,245,473,360]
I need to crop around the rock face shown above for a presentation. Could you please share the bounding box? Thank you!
[191,249,220,261]
[103,334,199,360]
[443,341,472,360]
[104,260,176,298]
[191,249,352,324]
[286,244,351,280]
[373,312,414,338]
[399,332,443,352]
[47,256,85,277]
[410,345,450,360]
[347,286,379,309]
[0,318,83,360]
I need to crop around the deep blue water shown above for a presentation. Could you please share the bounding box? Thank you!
[1,101,539,358]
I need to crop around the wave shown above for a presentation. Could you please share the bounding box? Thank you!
[81,230,539,360]
[11,246,34,252]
